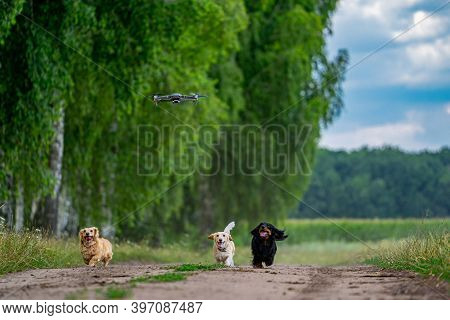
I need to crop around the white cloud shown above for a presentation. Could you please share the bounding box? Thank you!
[320,121,425,150]
[320,105,450,151]
[335,0,420,26]
[445,103,450,115]
[328,0,450,88]
[394,11,449,42]
[407,36,450,68]
[394,35,450,85]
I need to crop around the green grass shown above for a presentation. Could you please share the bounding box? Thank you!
[0,229,82,275]
[368,232,449,281]
[65,289,88,300]
[131,272,187,284]
[173,263,225,272]
[276,241,377,265]
[112,242,209,263]
[281,218,449,243]
[102,286,132,299]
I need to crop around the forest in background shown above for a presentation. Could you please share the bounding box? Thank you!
[294,147,450,219]
[0,0,348,242]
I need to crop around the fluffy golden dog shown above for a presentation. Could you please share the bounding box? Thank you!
[79,227,113,267]
[208,221,235,267]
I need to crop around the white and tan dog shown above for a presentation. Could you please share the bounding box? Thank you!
[208,221,236,267]
[79,227,113,267]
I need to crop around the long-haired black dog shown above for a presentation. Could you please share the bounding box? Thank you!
[250,222,288,268]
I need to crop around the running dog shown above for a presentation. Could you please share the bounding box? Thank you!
[79,227,113,267]
[208,221,236,267]
[250,222,287,268]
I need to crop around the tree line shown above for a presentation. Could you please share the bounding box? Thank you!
[0,0,347,242]
[293,147,450,219]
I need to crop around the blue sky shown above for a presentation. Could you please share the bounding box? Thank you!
[320,0,450,151]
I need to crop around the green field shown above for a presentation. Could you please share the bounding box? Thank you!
[1,218,448,279]
[232,218,449,244]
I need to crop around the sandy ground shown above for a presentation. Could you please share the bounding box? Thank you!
[0,264,447,300]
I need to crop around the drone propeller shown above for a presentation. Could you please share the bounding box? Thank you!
[150,93,164,106]
[191,93,207,99]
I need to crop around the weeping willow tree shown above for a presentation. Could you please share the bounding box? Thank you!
[203,0,348,230]
[0,0,347,242]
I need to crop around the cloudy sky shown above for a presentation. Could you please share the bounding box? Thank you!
[320,0,450,151]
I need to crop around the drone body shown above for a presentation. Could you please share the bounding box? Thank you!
[152,93,207,105]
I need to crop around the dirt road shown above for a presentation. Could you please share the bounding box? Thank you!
[0,264,447,299]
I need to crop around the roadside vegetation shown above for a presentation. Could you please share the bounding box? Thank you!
[368,231,449,281]
[1,218,448,279]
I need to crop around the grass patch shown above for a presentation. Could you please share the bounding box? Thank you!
[368,232,449,281]
[275,241,381,265]
[281,218,450,243]
[65,289,88,300]
[102,286,132,299]
[130,263,223,286]
[0,228,83,275]
[173,263,225,272]
[131,272,187,284]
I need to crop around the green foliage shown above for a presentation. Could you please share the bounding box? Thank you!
[0,0,347,240]
[202,0,348,229]
[0,0,25,45]
[368,231,449,281]
[294,147,450,218]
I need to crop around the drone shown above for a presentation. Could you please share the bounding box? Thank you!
[152,93,207,105]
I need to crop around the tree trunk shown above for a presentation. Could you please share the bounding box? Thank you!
[5,203,13,229]
[41,107,65,234]
[14,183,24,231]
[4,175,14,228]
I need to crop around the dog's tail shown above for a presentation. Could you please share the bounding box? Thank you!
[224,221,235,234]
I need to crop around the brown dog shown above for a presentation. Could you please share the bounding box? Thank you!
[79,227,113,267]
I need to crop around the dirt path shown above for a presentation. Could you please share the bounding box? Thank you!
[0,264,447,300]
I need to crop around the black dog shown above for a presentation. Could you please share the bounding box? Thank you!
[250,222,288,268]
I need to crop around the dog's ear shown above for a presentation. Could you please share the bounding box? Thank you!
[79,230,84,242]
[250,224,261,237]
[208,233,216,240]
[94,227,99,238]
[270,225,288,241]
